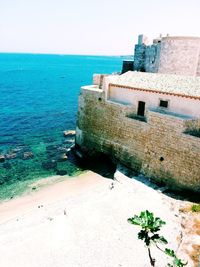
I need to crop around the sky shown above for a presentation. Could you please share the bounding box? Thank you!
[0,0,200,55]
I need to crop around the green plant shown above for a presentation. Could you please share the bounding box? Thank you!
[128,210,187,267]
[191,204,200,213]
[165,249,187,267]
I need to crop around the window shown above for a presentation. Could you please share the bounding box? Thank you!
[137,101,145,116]
[159,100,168,108]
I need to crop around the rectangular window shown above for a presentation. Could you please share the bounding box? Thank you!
[159,100,168,108]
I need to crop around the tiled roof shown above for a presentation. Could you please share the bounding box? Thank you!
[109,71,200,99]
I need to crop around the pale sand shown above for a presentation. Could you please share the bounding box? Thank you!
[0,171,104,224]
[0,167,195,267]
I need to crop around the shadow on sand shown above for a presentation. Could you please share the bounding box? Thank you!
[68,147,200,203]
[117,164,200,203]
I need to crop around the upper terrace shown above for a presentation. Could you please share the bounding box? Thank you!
[80,71,200,137]
[83,71,200,118]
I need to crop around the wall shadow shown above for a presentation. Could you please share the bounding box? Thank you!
[117,165,200,203]
[67,149,116,179]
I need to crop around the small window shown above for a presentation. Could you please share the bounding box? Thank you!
[159,100,168,108]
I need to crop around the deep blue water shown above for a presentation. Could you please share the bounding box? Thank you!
[0,53,122,199]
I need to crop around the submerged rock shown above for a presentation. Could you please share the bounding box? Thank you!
[2,162,11,169]
[46,145,57,154]
[5,153,17,160]
[46,145,58,151]
[75,150,84,159]
[46,144,71,161]
[63,130,76,137]
[10,145,30,154]
[0,155,5,162]
[22,152,34,160]
[42,160,57,170]
[63,139,75,145]
[56,170,68,176]
[60,153,68,161]
[57,146,69,153]
[10,147,24,153]
[46,145,59,159]
[4,146,33,161]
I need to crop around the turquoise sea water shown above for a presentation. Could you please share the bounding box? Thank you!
[0,53,122,199]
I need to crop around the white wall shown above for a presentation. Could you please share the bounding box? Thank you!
[108,85,200,118]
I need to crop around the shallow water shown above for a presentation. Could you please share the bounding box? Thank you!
[0,53,123,199]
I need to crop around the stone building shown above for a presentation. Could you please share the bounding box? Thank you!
[76,71,200,192]
[133,35,200,76]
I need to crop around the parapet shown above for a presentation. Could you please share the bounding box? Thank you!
[93,74,109,89]
[138,34,149,45]
[161,36,200,41]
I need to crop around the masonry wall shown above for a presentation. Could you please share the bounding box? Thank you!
[144,44,161,73]
[196,53,200,76]
[158,37,200,76]
[76,88,200,192]
[134,44,146,72]
[133,35,200,76]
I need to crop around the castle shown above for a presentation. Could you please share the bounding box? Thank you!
[133,34,200,76]
[75,35,200,192]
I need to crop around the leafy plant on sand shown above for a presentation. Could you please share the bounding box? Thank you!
[128,210,187,267]
[191,204,200,213]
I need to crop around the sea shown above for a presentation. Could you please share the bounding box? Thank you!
[0,53,123,200]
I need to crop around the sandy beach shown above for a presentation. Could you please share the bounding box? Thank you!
[0,172,104,224]
[0,167,199,267]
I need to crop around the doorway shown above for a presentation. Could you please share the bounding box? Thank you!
[137,101,145,117]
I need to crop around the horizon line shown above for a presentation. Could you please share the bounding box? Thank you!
[0,51,134,57]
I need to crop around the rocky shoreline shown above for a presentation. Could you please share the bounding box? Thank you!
[0,130,75,164]
[0,130,80,200]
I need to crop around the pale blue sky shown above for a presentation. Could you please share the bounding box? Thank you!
[0,0,199,55]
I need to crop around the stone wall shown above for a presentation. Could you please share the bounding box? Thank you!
[134,34,149,72]
[133,35,200,76]
[158,37,200,76]
[76,87,200,192]
[144,44,161,73]
[196,53,200,76]
[133,44,146,72]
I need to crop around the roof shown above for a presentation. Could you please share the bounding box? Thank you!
[108,71,200,99]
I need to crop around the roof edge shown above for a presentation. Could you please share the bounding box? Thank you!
[109,83,200,100]
[162,36,200,41]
